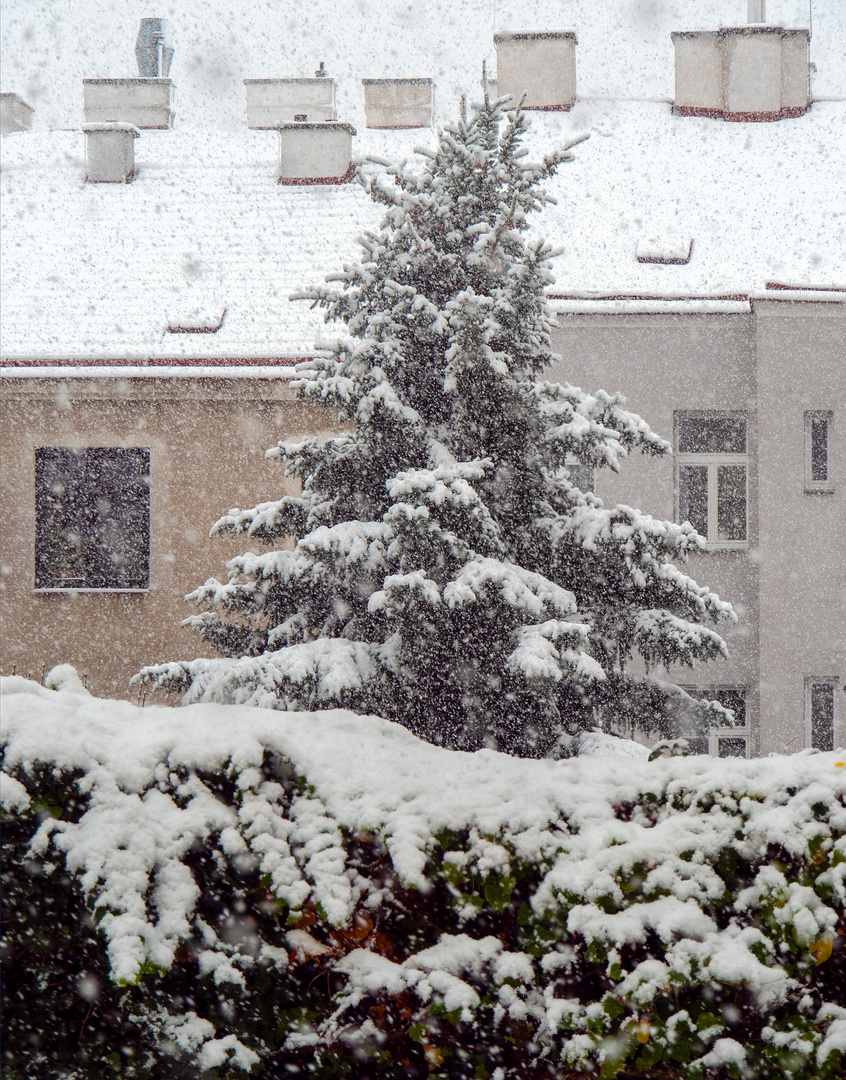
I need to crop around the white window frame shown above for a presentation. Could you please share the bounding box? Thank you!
[679,684,749,757]
[804,411,834,494]
[676,412,748,551]
[708,729,750,758]
[805,677,841,751]
[564,455,595,493]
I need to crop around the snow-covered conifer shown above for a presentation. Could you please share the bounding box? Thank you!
[138,92,735,756]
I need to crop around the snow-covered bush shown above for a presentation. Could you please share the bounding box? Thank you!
[3,675,845,1079]
[136,92,735,755]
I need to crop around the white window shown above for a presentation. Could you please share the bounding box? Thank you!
[35,447,150,591]
[677,413,747,549]
[805,678,840,751]
[805,411,834,493]
[708,729,750,758]
[564,456,594,493]
[679,686,749,757]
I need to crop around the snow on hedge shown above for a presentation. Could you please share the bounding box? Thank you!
[3,671,846,1079]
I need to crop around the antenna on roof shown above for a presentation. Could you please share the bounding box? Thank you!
[315,61,327,78]
[135,18,174,78]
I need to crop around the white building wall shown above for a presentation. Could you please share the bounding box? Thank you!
[549,313,760,745]
[754,301,846,754]
[548,305,846,754]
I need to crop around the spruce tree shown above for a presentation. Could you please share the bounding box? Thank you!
[139,93,735,756]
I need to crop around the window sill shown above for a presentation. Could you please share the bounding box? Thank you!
[32,587,150,594]
[698,542,749,552]
[804,485,835,495]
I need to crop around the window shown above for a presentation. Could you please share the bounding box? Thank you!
[35,447,150,590]
[708,730,750,759]
[564,456,594,493]
[805,679,840,751]
[677,413,747,548]
[805,411,834,493]
[679,686,749,757]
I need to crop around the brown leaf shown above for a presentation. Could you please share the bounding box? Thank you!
[809,937,833,965]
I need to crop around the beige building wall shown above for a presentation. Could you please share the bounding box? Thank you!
[0,374,335,700]
[2,306,841,748]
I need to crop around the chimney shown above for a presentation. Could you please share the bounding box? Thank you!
[672,21,809,121]
[83,19,175,129]
[244,77,337,127]
[362,79,435,129]
[276,122,356,185]
[493,31,577,111]
[83,122,140,183]
[1,92,34,134]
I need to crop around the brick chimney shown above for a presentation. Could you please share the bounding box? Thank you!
[493,31,577,111]
[83,123,140,183]
[672,22,809,121]
[244,78,337,128]
[1,92,34,134]
[361,79,434,128]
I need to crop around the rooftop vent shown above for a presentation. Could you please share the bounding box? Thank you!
[83,122,140,183]
[83,78,175,129]
[135,18,174,78]
[672,23,809,121]
[166,308,226,333]
[244,78,337,128]
[277,122,356,185]
[1,92,34,134]
[636,237,693,265]
[493,31,577,111]
[362,79,434,128]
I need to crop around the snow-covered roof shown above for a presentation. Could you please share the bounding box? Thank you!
[2,0,845,364]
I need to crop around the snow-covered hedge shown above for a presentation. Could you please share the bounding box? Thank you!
[2,672,845,1079]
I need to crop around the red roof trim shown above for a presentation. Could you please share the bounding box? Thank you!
[1,357,308,368]
[548,293,747,302]
[765,282,846,293]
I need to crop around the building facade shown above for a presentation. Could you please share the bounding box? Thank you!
[2,0,844,751]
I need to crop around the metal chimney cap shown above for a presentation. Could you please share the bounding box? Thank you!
[135,18,174,78]
[747,0,766,23]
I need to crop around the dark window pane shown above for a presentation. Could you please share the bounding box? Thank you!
[685,737,710,756]
[717,737,748,758]
[686,687,746,728]
[679,465,708,535]
[714,689,746,726]
[35,447,150,589]
[810,683,834,752]
[679,416,746,454]
[811,418,829,482]
[35,448,88,587]
[717,465,746,541]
